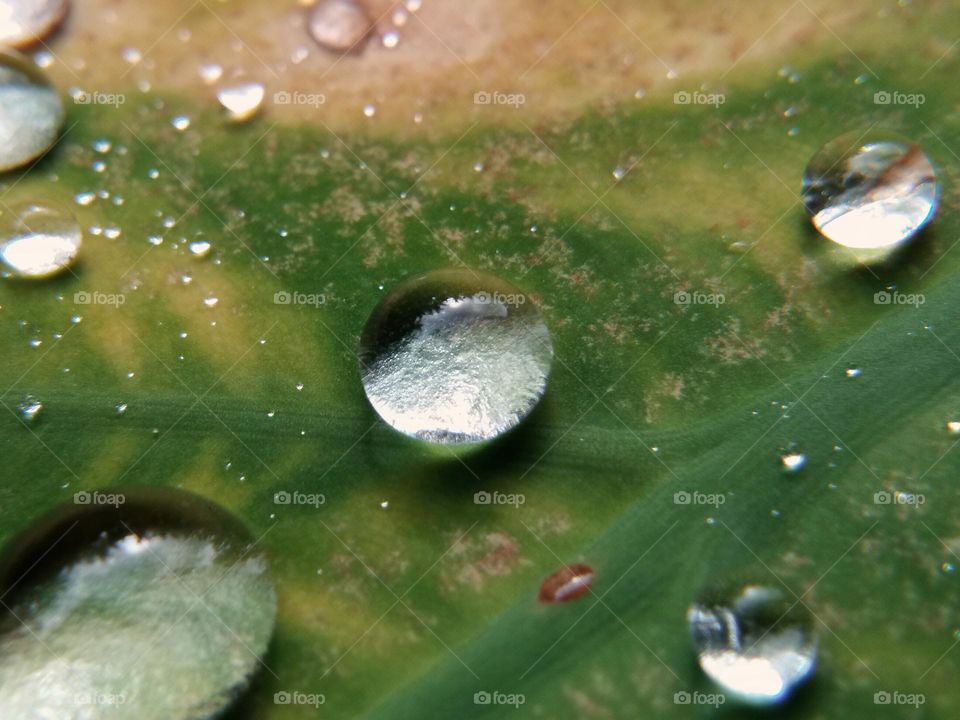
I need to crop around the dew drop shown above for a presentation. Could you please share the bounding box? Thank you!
[358,269,553,444]
[379,500,389,510]
[363,103,376,117]
[688,581,817,705]
[780,451,806,472]
[0,487,276,718]
[171,115,191,131]
[0,0,66,48]
[188,239,211,257]
[947,420,960,435]
[802,130,939,252]
[844,366,862,379]
[198,62,223,84]
[15,394,42,423]
[308,0,371,53]
[202,296,219,308]
[0,50,64,172]
[612,166,626,181]
[382,30,400,48]
[538,563,594,603]
[114,402,128,415]
[0,202,81,279]
[217,82,265,123]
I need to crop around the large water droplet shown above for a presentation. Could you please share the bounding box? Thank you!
[0,487,276,718]
[359,269,553,444]
[802,130,938,252]
[0,49,63,172]
[308,0,371,53]
[539,563,594,603]
[0,0,67,48]
[0,202,80,278]
[688,582,817,705]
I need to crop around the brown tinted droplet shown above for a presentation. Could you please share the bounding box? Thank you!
[538,563,594,603]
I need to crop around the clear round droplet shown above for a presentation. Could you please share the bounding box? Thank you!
[688,581,818,705]
[217,82,264,123]
[0,0,68,48]
[802,130,938,252]
[0,487,276,719]
[359,269,553,444]
[307,0,371,53]
[0,202,81,279]
[0,49,64,172]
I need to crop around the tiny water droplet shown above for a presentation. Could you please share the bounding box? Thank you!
[379,500,389,510]
[115,402,128,415]
[802,130,938,252]
[382,30,400,48]
[363,103,376,117]
[0,202,81,279]
[0,50,63,172]
[780,451,806,472]
[198,63,223,84]
[539,563,594,603]
[845,367,862,379]
[188,240,211,258]
[946,420,960,435]
[16,395,43,423]
[202,296,219,308]
[217,82,265,122]
[612,166,626,181]
[171,115,191,131]
[688,581,817,704]
[359,269,553,444]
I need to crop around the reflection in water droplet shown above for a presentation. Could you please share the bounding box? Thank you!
[0,50,64,172]
[0,0,67,48]
[780,451,806,472]
[539,563,594,603]
[115,402,127,415]
[688,582,817,705]
[217,82,264,122]
[359,269,553,444]
[802,130,938,252]
[845,366,862,379]
[0,202,81,279]
[171,115,191,131]
[308,0,371,53]
[188,239,211,257]
[0,488,276,719]
[15,394,42,423]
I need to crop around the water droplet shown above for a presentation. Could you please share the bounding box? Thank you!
[359,269,553,444]
[171,115,191,131]
[0,50,64,172]
[612,166,627,181]
[392,8,408,26]
[379,500,389,510]
[780,451,806,472]
[295,382,304,391]
[115,402,128,415]
[188,239,211,257]
[802,130,939,251]
[308,0,372,53]
[844,366,862,379]
[405,0,421,11]
[539,563,594,603]
[198,62,223,84]
[0,0,66,48]
[947,420,960,435]
[382,30,400,48]
[688,581,817,704]
[0,202,81,279]
[363,103,376,117]
[0,487,276,718]
[203,296,219,308]
[472,161,484,173]
[15,394,42,423]
[121,47,142,64]
[92,138,112,153]
[217,82,265,123]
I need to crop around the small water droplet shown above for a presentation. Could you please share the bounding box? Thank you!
[845,366,862,379]
[171,115,191,131]
[16,395,43,423]
[612,166,626,181]
[217,82,265,122]
[802,130,939,252]
[115,402,128,415]
[379,500,389,509]
[203,296,219,308]
[539,563,594,603]
[308,0,372,53]
[188,240,211,258]
[0,202,81,279]
[0,50,63,172]
[382,30,400,48]
[688,581,817,704]
[473,161,484,173]
[121,47,142,64]
[946,420,960,435]
[73,191,96,206]
[363,103,376,117]
[780,450,806,472]
[198,62,223,84]
[295,382,304,391]
[359,269,553,444]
